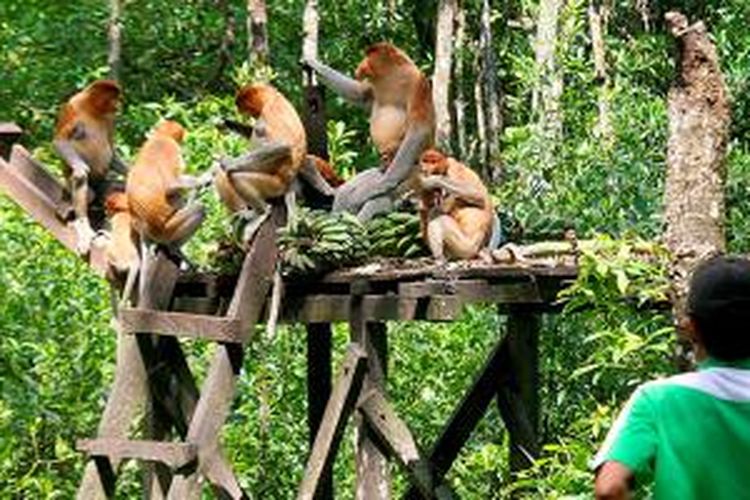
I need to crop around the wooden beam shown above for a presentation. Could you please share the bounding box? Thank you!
[306,323,334,500]
[359,390,455,500]
[496,308,541,474]
[119,308,243,343]
[298,344,368,500]
[398,279,542,303]
[166,209,279,500]
[404,333,508,499]
[77,439,198,470]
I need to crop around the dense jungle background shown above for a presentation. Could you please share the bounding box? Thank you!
[1,0,749,497]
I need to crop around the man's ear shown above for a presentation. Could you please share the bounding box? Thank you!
[681,317,708,361]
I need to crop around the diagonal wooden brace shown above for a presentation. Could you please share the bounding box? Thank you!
[297,343,368,500]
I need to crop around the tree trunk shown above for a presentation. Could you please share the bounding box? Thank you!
[588,1,612,145]
[473,48,487,171]
[479,0,502,182]
[302,0,320,84]
[454,7,467,157]
[107,0,122,81]
[248,0,269,64]
[636,0,650,32]
[533,0,563,168]
[433,0,456,151]
[210,0,237,91]
[663,11,730,361]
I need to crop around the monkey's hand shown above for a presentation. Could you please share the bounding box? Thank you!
[71,217,96,255]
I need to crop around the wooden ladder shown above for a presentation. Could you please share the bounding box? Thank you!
[0,143,280,499]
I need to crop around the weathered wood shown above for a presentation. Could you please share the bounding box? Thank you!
[166,211,279,499]
[0,123,22,159]
[404,331,508,499]
[496,308,541,474]
[398,279,541,303]
[119,309,243,343]
[350,287,391,500]
[306,323,334,500]
[298,344,368,500]
[9,145,70,218]
[359,390,454,500]
[78,253,179,499]
[77,439,197,470]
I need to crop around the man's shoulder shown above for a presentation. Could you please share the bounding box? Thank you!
[637,367,750,403]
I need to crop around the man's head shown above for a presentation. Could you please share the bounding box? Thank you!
[687,256,750,361]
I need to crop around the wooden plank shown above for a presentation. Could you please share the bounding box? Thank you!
[297,344,368,500]
[77,439,197,470]
[77,253,179,499]
[283,294,464,323]
[0,157,107,273]
[166,208,280,500]
[359,390,454,500]
[496,308,541,474]
[119,308,243,343]
[306,323,334,500]
[9,145,68,212]
[399,279,542,303]
[404,332,509,499]
[350,287,391,500]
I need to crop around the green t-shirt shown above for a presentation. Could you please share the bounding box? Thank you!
[592,358,750,500]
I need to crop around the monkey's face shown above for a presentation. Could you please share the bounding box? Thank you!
[85,80,121,116]
[355,42,410,81]
[236,84,272,117]
[153,120,186,143]
[420,149,448,177]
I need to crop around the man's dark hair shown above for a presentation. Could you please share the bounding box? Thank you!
[687,256,750,361]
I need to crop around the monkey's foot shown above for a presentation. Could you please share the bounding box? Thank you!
[71,218,96,255]
[241,210,271,245]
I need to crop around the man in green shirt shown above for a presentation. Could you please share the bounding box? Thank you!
[593,256,750,499]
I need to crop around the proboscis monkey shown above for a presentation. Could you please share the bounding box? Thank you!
[418,149,493,261]
[54,79,128,254]
[99,191,140,304]
[215,83,310,241]
[126,121,208,254]
[303,42,435,221]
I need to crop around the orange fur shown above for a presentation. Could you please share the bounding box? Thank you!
[419,150,493,259]
[354,43,435,165]
[126,121,187,242]
[217,84,307,213]
[102,192,139,274]
[54,80,121,179]
[308,155,344,187]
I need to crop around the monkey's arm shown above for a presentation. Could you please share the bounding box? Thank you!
[304,59,373,109]
[219,118,255,139]
[54,138,90,177]
[221,142,292,174]
[299,156,336,197]
[356,125,431,205]
[421,175,486,208]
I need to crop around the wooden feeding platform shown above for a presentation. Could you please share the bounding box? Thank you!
[0,133,578,498]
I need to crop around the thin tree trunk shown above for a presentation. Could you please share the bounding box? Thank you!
[454,7,467,157]
[533,0,563,163]
[433,0,456,151]
[473,48,487,170]
[588,1,612,145]
[302,0,319,84]
[663,11,730,363]
[107,0,122,81]
[248,0,269,64]
[210,0,237,90]
[480,0,502,182]
[636,0,650,32]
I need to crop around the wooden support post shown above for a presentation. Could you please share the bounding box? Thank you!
[359,391,455,499]
[78,253,179,499]
[404,328,509,499]
[167,213,278,499]
[306,323,334,499]
[298,344,368,500]
[350,282,391,500]
[496,307,541,475]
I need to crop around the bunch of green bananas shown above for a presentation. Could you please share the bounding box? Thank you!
[366,210,428,258]
[278,207,369,276]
